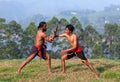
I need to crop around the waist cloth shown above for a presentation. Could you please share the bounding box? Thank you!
[28,44,46,60]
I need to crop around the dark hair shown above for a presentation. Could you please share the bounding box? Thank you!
[66,24,74,32]
[38,21,46,29]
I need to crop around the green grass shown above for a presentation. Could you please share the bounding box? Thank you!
[0,59,120,82]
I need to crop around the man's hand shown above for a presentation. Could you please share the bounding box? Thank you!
[49,35,54,41]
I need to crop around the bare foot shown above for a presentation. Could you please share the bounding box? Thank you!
[95,74,100,79]
[16,71,21,74]
[48,71,52,74]
[16,69,22,74]
[62,71,65,73]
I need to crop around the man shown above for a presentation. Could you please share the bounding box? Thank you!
[54,24,99,78]
[17,21,53,74]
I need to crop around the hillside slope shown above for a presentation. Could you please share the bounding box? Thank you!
[0,59,120,82]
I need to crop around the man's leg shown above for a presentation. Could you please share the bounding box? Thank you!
[17,53,36,74]
[61,54,68,73]
[81,60,99,79]
[45,52,51,74]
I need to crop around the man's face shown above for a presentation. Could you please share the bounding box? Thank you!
[65,28,70,34]
[43,24,47,32]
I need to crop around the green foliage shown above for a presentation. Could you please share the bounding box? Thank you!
[104,23,118,36]
[47,17,59,35]
[103,23,120,59]
[47,17,59,28]
[20,22,37,58]
[92,43,104,58]
[59,18,69,26]
[0,19,23,59]
[70,16,83,34]
[84,25,100,48]
[25,22,37,38]
[6,41,20,59]
[0,18,6,24]
[0,17,120,59]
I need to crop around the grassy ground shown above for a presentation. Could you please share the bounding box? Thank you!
[0,58,120,82]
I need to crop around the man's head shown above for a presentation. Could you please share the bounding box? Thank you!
[38,21,47,32]
[65,24,74,34]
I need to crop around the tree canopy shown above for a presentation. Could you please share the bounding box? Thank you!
[0,17,120,59]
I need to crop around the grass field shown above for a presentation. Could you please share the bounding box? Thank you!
[0,58,120,82]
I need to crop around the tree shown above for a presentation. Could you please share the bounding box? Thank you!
[70,16,83,33]
[20,22,37,58]
[7,20,23,59]
[47,17,59,29]
[84,25,100,47]
[104,23,118,45]
[8,20,23,42]
[0,20,23,59]
[92,43,104,58]
[59,18,69,26]
[5,41,20,59]
[59,18,69,33]
[103,23,120,59]
[0,18,8,59]
[84,25,101,58]
[0,18,6,24]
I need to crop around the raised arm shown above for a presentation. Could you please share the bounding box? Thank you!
[55,33,66,37]
[43,33,53,42]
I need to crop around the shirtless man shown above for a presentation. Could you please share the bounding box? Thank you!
[54,24,99,78]
[17,21,53,74]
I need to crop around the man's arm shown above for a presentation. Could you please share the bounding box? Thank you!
[43,33,53,42]
[55,33,66,37]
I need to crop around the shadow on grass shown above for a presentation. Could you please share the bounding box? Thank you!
[66,64,82,68]
[53,66,61,70]
[53,60,118,74]
[52,63,88,73]
[95,61,117,74]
